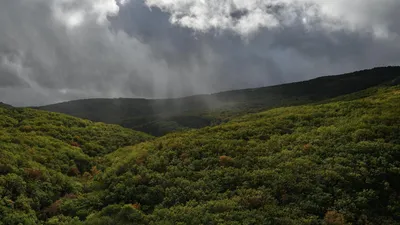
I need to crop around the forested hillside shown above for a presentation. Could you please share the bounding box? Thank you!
[0,106,152,224]
[2,82,400,224]
[37,67,400,136]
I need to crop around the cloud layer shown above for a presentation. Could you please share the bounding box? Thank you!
[0,0,399,106]
[145,0,400,38]
[0,0,173,105]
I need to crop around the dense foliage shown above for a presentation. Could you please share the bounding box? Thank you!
[77,85,399,225]
[3,83,399,224]
[37,67,400,136]
[2,69,400,224]
[0,107,152,224]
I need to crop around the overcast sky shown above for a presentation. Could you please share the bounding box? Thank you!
[0,0,399,106]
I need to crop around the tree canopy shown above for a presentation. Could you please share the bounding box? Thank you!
[1,73,400,224]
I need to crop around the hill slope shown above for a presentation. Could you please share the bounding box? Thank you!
[27,84,400,224]
[0,106,152,224]
[37,66,400,136]
[0,102,12,108]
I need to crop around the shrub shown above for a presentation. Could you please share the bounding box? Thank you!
[71,142,80,147]
[219,155,234,167]
[324,211,346,225]
[24,168,43,180]
[68,167,80,177]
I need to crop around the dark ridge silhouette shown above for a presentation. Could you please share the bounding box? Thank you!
[0,102,12,108]
[37,66,400,135]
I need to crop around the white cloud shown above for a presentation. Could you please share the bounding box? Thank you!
[145,0,400,38]
[52,0,120,27]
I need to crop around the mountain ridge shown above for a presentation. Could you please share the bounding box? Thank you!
[36,66,400,136]
[37,66,400,105]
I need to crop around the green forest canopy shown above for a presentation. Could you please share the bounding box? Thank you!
[0,107,152,224]
[1,80,400,224]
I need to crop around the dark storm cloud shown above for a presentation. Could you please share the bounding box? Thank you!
[0,0,399,106]
[0,70,27,88]
[115,0,400,84]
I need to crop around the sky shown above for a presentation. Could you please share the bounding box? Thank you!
[0,0,399,106]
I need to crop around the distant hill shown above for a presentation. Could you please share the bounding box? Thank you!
[0,107,153,157]
[0,102,12,108]
[37,66,400,136]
